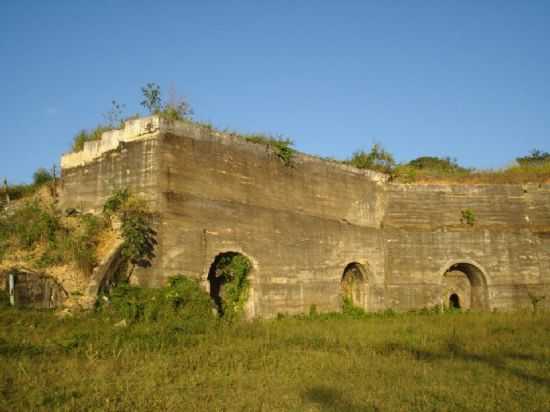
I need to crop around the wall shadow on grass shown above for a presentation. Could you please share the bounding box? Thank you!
[303,386,379,412]
[0,340,44,357]
[379,342,550,388]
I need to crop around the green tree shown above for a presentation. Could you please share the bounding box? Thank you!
[140,83,162,114]
[140,83,193,121]
[103,190,157,278]
[33,168,54,186]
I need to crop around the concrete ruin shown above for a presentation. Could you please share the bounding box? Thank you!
[59,116,550,317]
[0,269,68,309]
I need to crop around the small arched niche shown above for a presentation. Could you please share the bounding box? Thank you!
[442,262,488,310]
[341,262,369,310]
[207,251,253,318]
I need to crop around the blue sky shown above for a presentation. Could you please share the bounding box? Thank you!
[1,1,549,183]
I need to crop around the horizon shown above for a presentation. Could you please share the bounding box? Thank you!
[1,1,549,183]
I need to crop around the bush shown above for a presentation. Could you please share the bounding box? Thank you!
[216,254,251,319]
[72,126,111,152]
[6,184,34,200]
[120,213,156,268]
[407,156,468,173]
[66,214,103,275]
[347,144,395,174]
[8,201,60,249]
[516,149,550,166]
[341,296,367,319]
[208,252,252,320]
[32,168,54,186]
[460,209,476,226]
[392,156,471,183]
[104,276,214,327]
[102,188,129,217]
[0,198,104,273]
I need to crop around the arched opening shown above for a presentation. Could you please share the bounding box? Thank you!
[449,293,461,309]
[341,262,368,310]
[442,262,488,310]
[207,252,252,318]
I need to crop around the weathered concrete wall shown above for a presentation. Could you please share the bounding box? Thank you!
[60,117,550,316]
[383,185,550,311]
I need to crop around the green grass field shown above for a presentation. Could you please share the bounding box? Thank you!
[0,309,550,411]
[1,308,549,412]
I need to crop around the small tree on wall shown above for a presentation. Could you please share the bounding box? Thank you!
[103,189,157,280]
[140,83,192,121]
[141,83,163,114]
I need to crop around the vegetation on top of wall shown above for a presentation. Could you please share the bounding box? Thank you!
[391,156,471,183]
[71,100,134,152]
[71,126,112,152]
[242,134,296,166]
[70,84,193,153]
[68,84,298,167]
[140,82,193,122]
[516,149,550,166]
[345,144,396,174]
[407,156,468,172]
[65,83,550,180]
[386,151,550,184]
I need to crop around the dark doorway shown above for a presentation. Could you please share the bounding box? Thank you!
[449,293,461,309]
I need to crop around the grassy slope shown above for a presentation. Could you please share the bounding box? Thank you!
[1,309,549,412]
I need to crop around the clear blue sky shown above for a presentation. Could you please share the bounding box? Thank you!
[1,1,549,183]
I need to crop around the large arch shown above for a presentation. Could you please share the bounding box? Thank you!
[207,251,255,318]
[341,262,371,311]
[440,261,489,310]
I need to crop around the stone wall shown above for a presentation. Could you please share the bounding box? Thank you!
[59,117,550,317]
